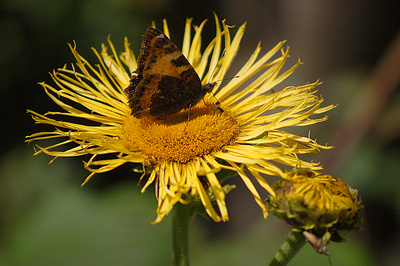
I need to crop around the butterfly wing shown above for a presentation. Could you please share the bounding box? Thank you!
[124,27,205,118]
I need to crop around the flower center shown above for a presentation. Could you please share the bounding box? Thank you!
[122,103,240,164]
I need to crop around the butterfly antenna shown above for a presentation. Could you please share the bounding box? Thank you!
[207,48,226,84]
[204,48,226,108]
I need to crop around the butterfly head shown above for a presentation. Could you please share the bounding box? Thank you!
[192,81,217,106]
[202,82,217,94]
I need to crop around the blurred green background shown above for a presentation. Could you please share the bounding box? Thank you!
[1,0,399,265]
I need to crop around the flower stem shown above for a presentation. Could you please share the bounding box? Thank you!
[269,229,306,266]
[172,202,195,266]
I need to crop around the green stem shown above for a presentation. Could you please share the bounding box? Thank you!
[172,202,195,266]
[269,229,306,266]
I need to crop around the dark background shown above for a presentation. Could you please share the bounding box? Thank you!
[1,0,399,265]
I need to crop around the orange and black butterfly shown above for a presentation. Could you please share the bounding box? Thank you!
[124,27,216,119]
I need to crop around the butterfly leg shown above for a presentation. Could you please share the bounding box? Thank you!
[185,104,192,128]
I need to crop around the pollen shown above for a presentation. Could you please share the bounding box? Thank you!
[122,103,241,164]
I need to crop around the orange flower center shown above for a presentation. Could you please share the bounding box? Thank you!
[122,103,240,164]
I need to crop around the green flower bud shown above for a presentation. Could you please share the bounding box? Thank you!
[266,168,363,254]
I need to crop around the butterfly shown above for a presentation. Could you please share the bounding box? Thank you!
[124,27,217,119]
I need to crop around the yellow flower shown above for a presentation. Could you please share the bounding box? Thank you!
[26,16,334,223]
[266,168,362,254]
